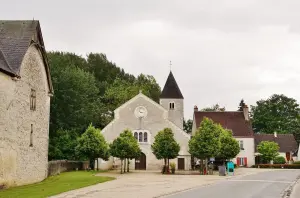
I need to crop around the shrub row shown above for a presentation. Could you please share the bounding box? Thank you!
[252,164,300,169]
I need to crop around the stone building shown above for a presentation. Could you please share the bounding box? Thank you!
[0,20,53,187]
[98,71,191,170]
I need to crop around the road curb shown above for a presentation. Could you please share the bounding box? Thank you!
[282,175,300,198]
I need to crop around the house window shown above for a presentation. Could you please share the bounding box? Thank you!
[239,140,244,150]
[237,157,247,166]
[30,124,33,147]
[134,132,138,140]
[169,102,175,110]
[139,132,143,142]
[144,132,148,142]
[30,89,36,111]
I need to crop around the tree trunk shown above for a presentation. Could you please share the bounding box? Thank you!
[205,158,208,175]
[89,158,95,170]
[163,158,167,174]
[127,158,130,172]
[200,159,203,175]
[120,159,123,174]
[124,158,126,173]
[96,158,99,171]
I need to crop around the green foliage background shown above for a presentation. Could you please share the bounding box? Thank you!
[48,52,161,160]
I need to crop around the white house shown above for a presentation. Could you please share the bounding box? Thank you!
[192,105,255,167]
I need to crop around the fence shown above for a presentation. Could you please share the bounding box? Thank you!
[48,160,89,177]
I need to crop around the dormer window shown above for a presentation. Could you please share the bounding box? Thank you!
[169,102,175,110]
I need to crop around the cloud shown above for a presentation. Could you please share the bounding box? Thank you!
[2,0,300,118]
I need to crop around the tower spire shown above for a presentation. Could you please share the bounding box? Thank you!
[169,60,172,71]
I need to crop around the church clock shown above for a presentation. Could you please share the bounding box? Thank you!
[134,106,148,118]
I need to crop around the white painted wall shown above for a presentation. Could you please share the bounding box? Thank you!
[233,137,255,167]
[98,94,191,170]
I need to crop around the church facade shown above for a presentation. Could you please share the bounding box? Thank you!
[99,71,191,170]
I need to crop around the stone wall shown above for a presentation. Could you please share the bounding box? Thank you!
[0,45,50,187]
[48,160,89,176]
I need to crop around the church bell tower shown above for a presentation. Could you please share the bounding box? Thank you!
[160,71,184,129]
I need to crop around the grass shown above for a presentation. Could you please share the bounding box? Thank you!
[0,171,115,198]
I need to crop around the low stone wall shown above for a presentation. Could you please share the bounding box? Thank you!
[48,160,89,177]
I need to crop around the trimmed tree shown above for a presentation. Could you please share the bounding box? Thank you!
[257,141,279,164]
[110,129,141,174]
[189,117,222,174]
[75,124,109,169]
[151,128,180,174]
[120,129,141,172]
[217,129,240,164]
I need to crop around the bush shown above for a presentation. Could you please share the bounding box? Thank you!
[253,164,300,169]
[170,162,176,170]
[294,161,300,164]
[273,156,286,164]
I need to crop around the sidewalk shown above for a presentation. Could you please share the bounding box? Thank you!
[290,176,300,198]
[50,168,276,198]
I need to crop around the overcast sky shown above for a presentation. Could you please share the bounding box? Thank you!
[2,0,300,118]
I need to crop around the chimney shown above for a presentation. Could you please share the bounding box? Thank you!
[274,132,277,138]
[243,105,249,121]
[194,105,198,112]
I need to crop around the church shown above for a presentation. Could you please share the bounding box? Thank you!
[99,71,191,170]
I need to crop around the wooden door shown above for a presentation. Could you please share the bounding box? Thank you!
[135,152,146,170]
[178,158,185,170]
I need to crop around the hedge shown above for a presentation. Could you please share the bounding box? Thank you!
[252,164,300,169]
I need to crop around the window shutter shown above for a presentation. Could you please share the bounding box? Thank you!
[244,157,247,167]
[236,157,240,166]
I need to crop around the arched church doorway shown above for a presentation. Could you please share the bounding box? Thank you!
[135,152,146,170]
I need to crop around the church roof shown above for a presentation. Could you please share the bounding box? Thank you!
[160,71,184,99]
[0,20,53,93]
[194,111,254,137]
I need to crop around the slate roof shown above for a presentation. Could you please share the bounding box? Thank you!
[254,134,298,153]
[194,111,254,137]
[0,20,53,93]
[160,71,184,99]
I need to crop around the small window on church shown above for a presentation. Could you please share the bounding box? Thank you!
[30,124,33,147]
[144,132,148,142]
[169,102,175,110]
[134,132,138,140]
[139,132,143,142]
[30,89,36,111]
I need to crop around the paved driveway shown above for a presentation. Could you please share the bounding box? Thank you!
[51,169,280,198]
[167,170,300,198]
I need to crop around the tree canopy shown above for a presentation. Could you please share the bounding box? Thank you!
[48,51,161,160]
[75,124,109,169]
[109,129,141,173]
[250,94,300,136]
[217,129,240,163]
[201,104,225,112]
[256,141,279,163]
[183,119,193,133]
[151,128,180,173]
[189,117,222,160]
[238,99,246,111]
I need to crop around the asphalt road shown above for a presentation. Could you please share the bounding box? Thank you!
[168,170,300,198]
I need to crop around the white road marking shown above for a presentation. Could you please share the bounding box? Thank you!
[227,179,293,184]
